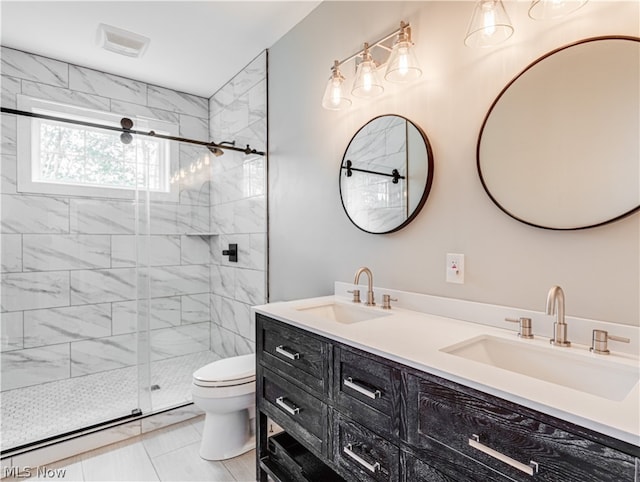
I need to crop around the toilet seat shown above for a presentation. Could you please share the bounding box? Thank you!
[193,353,255,388]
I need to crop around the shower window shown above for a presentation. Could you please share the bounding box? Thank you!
[16,95,179,200]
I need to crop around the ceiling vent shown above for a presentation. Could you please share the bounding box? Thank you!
[97,23,150,58]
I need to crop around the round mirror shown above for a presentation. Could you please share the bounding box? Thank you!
[478,36,640,230]
[339,115,434,234]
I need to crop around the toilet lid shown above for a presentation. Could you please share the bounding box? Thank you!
[193,353,255,386]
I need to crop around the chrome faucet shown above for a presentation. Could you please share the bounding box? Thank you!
[354,267,375,306]
[546,285,570,347]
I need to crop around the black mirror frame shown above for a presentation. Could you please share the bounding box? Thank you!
[339,114,434,234]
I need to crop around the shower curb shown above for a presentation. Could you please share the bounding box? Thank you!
[0,403,203,476]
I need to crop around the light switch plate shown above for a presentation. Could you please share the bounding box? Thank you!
[446,253,464,284]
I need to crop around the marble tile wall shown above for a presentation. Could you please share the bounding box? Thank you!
[0,47,214,392]
[208,51,268,358]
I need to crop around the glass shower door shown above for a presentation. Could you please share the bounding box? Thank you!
[0,109,145,452]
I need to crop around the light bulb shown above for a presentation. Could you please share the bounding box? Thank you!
[397,46,409,76]
[362,66,373,92]
[483,3,497,36]
[330,79,342,106]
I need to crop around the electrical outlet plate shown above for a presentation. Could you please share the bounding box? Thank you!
[446,253,464,284]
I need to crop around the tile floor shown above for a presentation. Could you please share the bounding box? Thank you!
[1,351,220,450]
[2,416,257,482]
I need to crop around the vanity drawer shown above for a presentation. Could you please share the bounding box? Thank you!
[406,374,636,482]
[334,346,399,438]
[333,413,400,482]
[403,447,512,482]
[258,314,328,395]
[261,367,328,455]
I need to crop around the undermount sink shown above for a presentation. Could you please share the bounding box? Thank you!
[441,335,639,402]
[295,302,391,324]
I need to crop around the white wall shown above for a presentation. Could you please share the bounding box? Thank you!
[268,1,639,326]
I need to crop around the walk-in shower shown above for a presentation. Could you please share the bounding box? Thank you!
[0,47,267,459]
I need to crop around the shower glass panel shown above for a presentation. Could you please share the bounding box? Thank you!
[0,110,145,451]
[0,108,221,454]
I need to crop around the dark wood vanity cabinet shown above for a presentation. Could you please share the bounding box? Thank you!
[256,314,639,482]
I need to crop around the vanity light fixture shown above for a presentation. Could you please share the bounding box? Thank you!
[528,0,588,20]
[464,0,514,48]
[322,21,421,110]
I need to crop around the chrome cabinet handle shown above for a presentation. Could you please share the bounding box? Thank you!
[275,396,300,415]
[469,434,539,476]
[344,377,381,400]
[275,345,300,360]
[343,443,381,473]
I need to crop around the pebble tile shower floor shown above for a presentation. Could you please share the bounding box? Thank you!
[1,351,219,450]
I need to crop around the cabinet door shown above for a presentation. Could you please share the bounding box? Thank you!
[333,413,400,482]
[405,374,636,482]
[334,346,401,439]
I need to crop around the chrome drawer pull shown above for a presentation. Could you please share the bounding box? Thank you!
[469,434,539,476]
[275,345,300,360]
[344,377,381,400]
[343,443,381,473]
[275,396,300,415]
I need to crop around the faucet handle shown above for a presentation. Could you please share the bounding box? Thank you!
[504,317,534,339]
[381,294,398,310]
[347,289,361,303]
[590,329,630,355]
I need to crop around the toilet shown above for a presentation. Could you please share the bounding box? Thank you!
[191,353,256,461]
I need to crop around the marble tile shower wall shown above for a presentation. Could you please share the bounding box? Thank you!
[208,52,267,358]
[0,47,213,391]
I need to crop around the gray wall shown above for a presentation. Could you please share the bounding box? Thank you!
[268,1,639,326]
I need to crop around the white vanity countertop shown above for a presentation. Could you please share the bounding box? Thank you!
[253,295,640,447]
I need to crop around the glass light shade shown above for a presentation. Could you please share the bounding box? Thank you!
[322,68,351,110]
[351,48,384,98]
[528,0,588,20]
[385,40,422,83]
[464,0,514,48]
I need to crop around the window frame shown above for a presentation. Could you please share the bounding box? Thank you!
[17,95,179,201]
